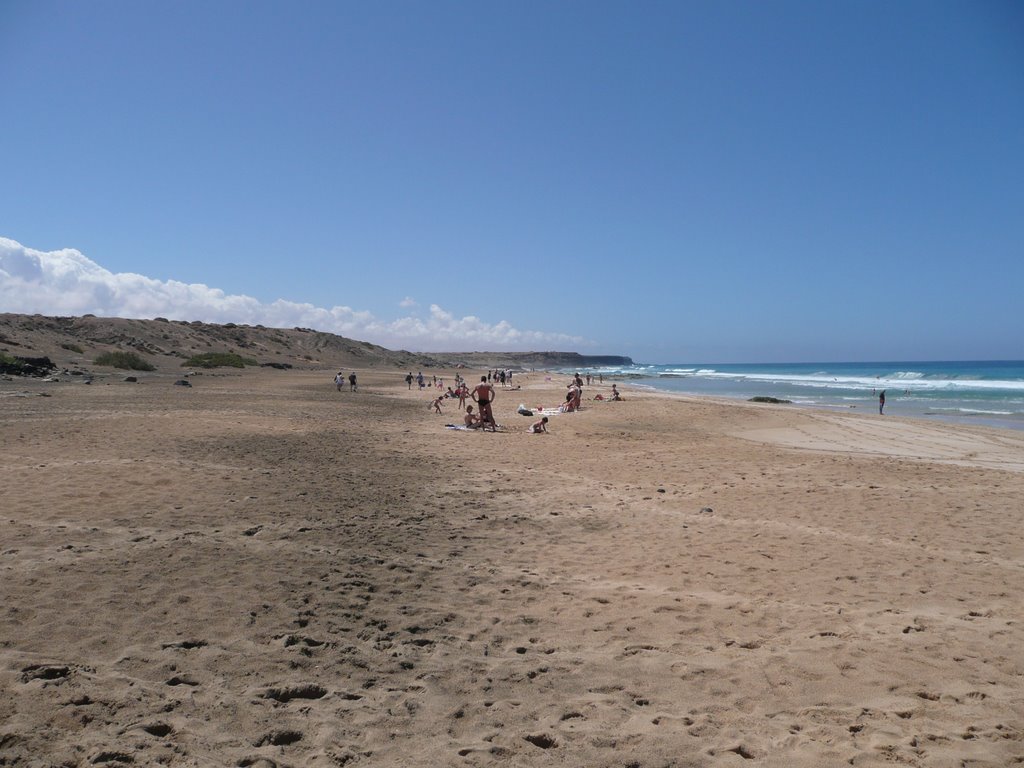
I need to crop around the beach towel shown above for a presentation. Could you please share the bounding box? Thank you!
[534,407,564,417]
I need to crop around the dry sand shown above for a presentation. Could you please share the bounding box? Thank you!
[2,368,1022,767]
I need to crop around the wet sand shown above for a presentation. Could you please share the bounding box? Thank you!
[2,368,1022,767]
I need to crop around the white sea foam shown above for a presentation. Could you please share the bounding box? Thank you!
[694,371,1024,393]
[929,407,1016,416]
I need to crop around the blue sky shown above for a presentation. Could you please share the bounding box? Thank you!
[2,1,1022,363]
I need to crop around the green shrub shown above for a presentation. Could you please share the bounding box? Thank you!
[61,342,84,353]
[94,351,156,371]
[0,351,19,372]
[183,352,256,368]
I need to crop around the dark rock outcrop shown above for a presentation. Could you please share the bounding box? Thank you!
[0,355,56,377]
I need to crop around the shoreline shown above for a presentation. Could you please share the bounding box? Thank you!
[621,378,1024,434]
[2,366,1022,766]
[562,359,1024,434]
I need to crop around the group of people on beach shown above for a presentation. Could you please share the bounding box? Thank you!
[343,368,620,433]
[334,371,357,391]
[407,371,450,391]
[422,374,499,432]
[485,369,515,387]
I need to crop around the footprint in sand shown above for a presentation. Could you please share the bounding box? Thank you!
[21,664,71,683]
[139,723,173,738]
[160,640,207,650]
[253,730,303,747]
[165,675,199,687]
[261,684,328,703]
[523,733,557,749]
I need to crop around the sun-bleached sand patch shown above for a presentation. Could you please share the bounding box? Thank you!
[733,408,1024,473]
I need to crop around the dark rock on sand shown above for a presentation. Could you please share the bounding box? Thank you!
[0,355,56,377]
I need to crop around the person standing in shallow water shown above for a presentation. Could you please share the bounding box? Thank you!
[879,390,886,415]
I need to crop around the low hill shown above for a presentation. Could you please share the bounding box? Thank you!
[0,314,632,375]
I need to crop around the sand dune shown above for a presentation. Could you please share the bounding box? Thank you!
[2,369,1021,766]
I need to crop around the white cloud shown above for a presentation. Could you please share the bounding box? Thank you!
[399,296,418,308]
[0,237,584,351]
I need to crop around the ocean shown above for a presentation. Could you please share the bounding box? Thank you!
[579,360,1024,432]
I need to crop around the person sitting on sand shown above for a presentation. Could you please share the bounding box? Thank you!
[528,416,548,434]
[610,384,623,401]
[464,404,482,429]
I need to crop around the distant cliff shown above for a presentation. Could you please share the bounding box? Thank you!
[0,313,631,373]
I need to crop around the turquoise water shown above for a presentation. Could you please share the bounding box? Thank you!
[582,361,1024,431]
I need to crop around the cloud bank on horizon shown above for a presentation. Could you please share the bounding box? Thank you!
[0,237,584,351]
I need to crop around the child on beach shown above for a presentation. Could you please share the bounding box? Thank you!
[528,416,548,434]
[464,405,481,429]
[432,396,444,414]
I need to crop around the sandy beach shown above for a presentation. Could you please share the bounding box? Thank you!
[2,368,1022,767]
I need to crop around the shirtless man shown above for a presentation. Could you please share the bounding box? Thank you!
[472,375,497,431]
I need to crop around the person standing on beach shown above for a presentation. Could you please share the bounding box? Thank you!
[405,372,414,390]
[334,372,344,392]
[879,390,886,415]
[473,375,497,431]
[349,371,357,392]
